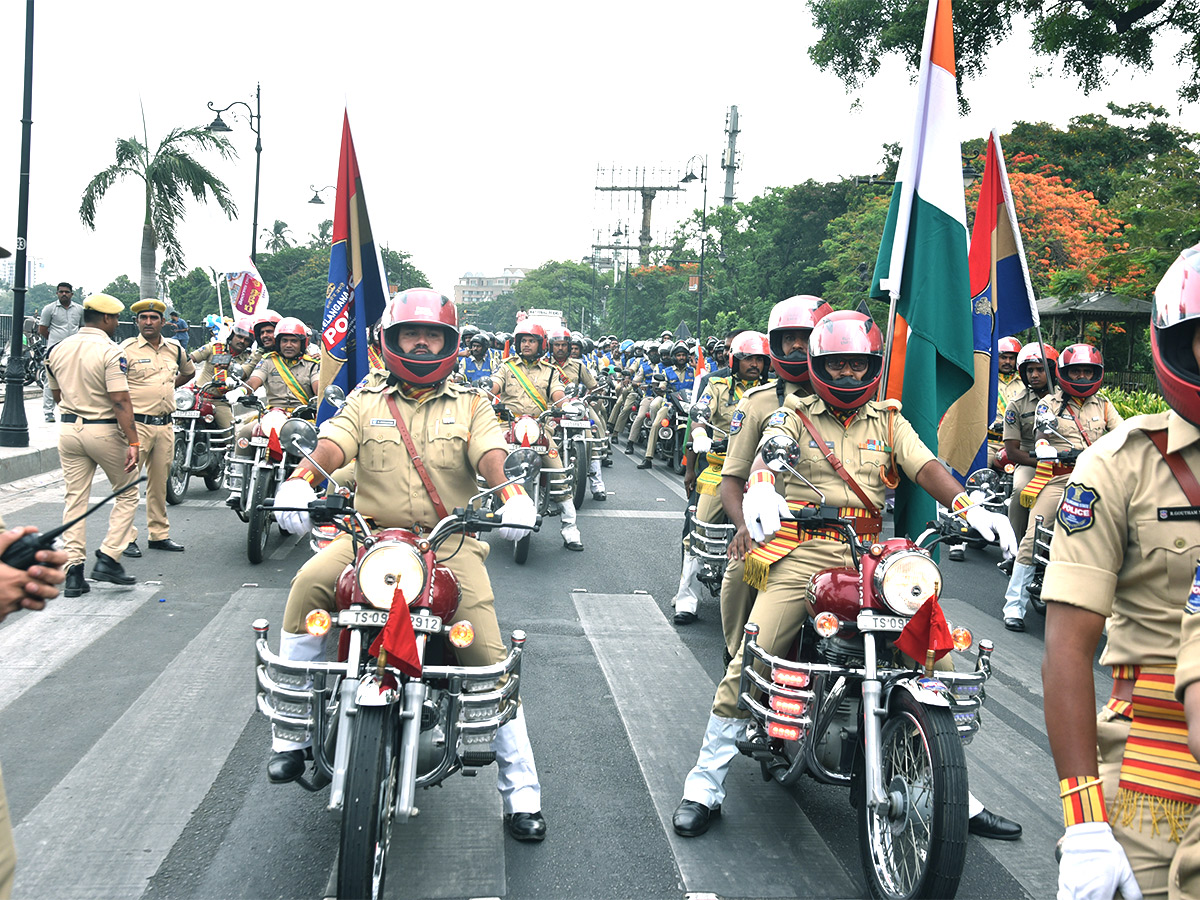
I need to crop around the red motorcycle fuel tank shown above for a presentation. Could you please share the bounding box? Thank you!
[808,567,861,624]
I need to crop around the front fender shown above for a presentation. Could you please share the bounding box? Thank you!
[885,675,951,710]
[355,675,402,707]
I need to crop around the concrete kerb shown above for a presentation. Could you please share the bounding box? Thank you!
[0,392,66,485]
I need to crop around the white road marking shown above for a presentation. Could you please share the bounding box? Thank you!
[577,509,684,519]
[269,529,305,560]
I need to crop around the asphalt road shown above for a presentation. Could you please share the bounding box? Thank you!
[0,449,1109,900]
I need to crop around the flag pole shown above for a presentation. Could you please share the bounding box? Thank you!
[878,291,900,400]
[210,267,225,319]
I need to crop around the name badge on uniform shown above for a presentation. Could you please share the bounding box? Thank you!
[369,418,396,427]
[442,416,456,424]
[136,358,152,364]
[808,440,835,449]
[1187,562,1200,615]
[1159,507,1200,521]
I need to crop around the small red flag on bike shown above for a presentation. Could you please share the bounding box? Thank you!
[267,428,284,463]
[368,584,422,678]
[895,595,954,664]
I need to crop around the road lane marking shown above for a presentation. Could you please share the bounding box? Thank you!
[575,592,855,899]
[269,530,305,560]
[577,509,684,519]
[13,588,270,899]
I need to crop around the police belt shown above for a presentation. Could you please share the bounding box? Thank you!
[1048,461,1075,477]
[134,413,172,426]
[59,414,117,425]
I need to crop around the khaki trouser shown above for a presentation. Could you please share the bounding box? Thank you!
[608,386,635,431]
[642,397,668,460]
[1008,464,1035,542]
[282,532,506,669]
[1016,474,1068,566]
[720,557,757,660]
[128,422,173,544]
[58,424,138,566]
[211,400,234,432]
[628,392,660,443]
[0,761,13,900]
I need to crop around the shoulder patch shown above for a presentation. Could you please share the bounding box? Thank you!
[767,410,787,427]
[730,410,745,435]
[1004,408,1017,426]
[1057,483,1098,534]
[118,356,129,374]
[1187,562,1200,615]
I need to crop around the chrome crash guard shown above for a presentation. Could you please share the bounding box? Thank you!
[736,624,993,795]
[686,506,734,587]
[251,619,525,817]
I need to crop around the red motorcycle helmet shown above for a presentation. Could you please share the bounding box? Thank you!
[254,310,282,342]
[275,317,307,339]
[808,310,885,410]
[768,295,834,382]
[1058,343,1104,398]
[1017,342,1058,388]
[546,325,571,353]
[998,336,1022,355]
[232,316,255,340]
[380,288,459,385]
[1152,242,1200,426]
[729,330,769,381]
[514,320,547,356]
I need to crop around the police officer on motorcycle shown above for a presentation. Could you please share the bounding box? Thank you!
[190,316,256,434]
[548,327,608,500]
[269,289,547,841]
[636,341,695,469]
[460,330,495,383]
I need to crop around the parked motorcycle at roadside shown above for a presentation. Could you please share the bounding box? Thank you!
[167,380,235,503]
[254,417,537,900]
[0,326,46,388]
[734,435,994,900]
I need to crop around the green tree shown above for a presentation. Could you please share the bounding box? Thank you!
[807,0,1200,104]
[307,219,333,249]
[811,190,894,309]
[261,220,293,254]
[167,268,220,323]
[79,117,238,299]
[101,274,140,307]
[381,248,428,293]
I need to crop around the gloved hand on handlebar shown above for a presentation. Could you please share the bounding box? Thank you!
[1035,439,1060,460]
[1057,822,1142,900]
[275,478,317,535]
[692,429,712,455]
[497,489,537,542]
[743,471,793,543]
[958,495,1019,560]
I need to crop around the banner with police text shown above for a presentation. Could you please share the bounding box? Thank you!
[318,110,389,424]
[224,261,270,319]
[870,0,973,540]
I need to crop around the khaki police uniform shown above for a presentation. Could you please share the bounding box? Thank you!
[121,333,195,544]
[1002,385,1047,539]
[190,341,255,432]
[1016,388,1122,565]
[554,357,608,441]
[987,372,1024,467]
[493,357,567,475]
[690,375,759,527]
[709,394,937,718]
[46,327,139,566]
[232,352,320,457]
[1045,411,1200,900]
[717,379,808,657]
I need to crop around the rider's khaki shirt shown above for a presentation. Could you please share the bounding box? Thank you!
[721,379,808,483]
[45,327,129,419]
[492,358,564,417]
[120,334,195,416]
[1032,388,1122,455]
[319,374,507,530]
[190,341,255,388]
[759,394,936,511]
[553,358,597,390]
[1042,412,1200,675]
[251,352,320,410]
[1001,386,1046,451]
[694,376,760,435]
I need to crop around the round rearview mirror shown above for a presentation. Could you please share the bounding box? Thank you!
[760,434,800,473]
[322,384,347,410]
[279,419,319,457]
[504,448,542,485]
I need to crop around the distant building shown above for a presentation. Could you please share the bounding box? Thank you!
[0,254,47,288]
[454,267,532,305]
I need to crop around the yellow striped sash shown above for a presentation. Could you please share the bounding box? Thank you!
[744,502,878,590]
[696,451,726,497]
[1019,460,1055,508]
[271,354,312,405]
[506,359,548,412]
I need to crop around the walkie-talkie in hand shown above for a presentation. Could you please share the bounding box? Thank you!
[0,477,147,571]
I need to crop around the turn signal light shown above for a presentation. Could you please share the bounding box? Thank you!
[305,609,332,637]
[772,666,811,689]
[951,626,973,652]
[661,418,671,428]
[814,611,840,638]
[770,695,807,717]
[767,720,802,741]
[448,621,475,649]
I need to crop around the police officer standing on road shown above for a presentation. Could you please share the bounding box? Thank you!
[268,289,548,841]
[45,294,140,598]
[119,299,196,557]
[38,282,83,423]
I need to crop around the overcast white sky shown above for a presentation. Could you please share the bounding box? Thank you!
[0,0,1197,300]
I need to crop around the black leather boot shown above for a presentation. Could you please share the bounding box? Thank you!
[267,749,308,783]
[63,564,90,598]
[92,550,136,585]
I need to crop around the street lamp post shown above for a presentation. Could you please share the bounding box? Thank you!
[681,155,707,343]
[207,83,262,263]
[308,185,335,205]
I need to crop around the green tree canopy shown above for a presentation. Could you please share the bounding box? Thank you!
[101,274,140,307]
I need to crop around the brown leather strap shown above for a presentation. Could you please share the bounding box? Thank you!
[384,393,450,522]
[1060,399,1094,448]
[1147,429,1200,506]
[791,408,882,521]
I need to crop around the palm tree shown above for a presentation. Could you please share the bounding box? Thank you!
[308,219,333,249]
[261,220,293,254]
[80,114,237,300]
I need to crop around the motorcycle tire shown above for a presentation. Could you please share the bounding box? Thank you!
[1029,578,1047,616]
[203,466,225,492]
[855,690,968,900]
[246,472,273,564]
[166,442,190,506]
[337,703,399,900]
[513,532,531,565]
[672,440,685,475]
[571,437,588,510]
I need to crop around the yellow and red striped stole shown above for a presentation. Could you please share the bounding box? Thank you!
[696,451,726,497]
[743,502,878,590]
[1019,460,1055,508]
[1106,664,1137,718]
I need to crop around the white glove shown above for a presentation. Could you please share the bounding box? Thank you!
[497,492,537,542]
[1057,822,1142,900]
[743,478,793,543]
[963,503,1019,560]
[274,478,317,535]
[692,430,712,454]
[1035,439,1059,460]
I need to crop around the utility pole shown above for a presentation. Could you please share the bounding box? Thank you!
[595,165,683,266]
[722,105,740,208]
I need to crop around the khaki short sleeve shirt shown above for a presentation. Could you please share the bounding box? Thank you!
[120,335,195,415]
[493,359,563,416]
[721,380,807,482]
[252,353,320,408]
[1033,389,1124,454]
[46,328,129,418]
[1002,387,1042,449]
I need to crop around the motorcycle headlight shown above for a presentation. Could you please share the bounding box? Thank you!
[174,389,195,411]
[356,541,427,610]
[873,550,942,617]
[513,417,541,445]
[562,400,587,420]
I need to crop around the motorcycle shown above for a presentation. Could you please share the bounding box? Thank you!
[167,380,235,503]
[651,388,691,475]
[253,417,537,900]
[735,435,994,900]
[225,393,318,564]
[557,384,607,509]
[1024,410,1083,615]
[0,326,46,388]
[935,466,1009,557]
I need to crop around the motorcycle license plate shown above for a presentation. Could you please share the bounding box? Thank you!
[174,410,200,418]
[336,609,444,634]
[533,445,548,454]
[249,436,270,447]
[857,611,909,633]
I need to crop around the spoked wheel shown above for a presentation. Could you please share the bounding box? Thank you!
[203,451,225,491]
[166,441,190,505]
[571,438,588,509]
[338,704,400,900]
[856,690,968,900]
[246,471,273,564]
